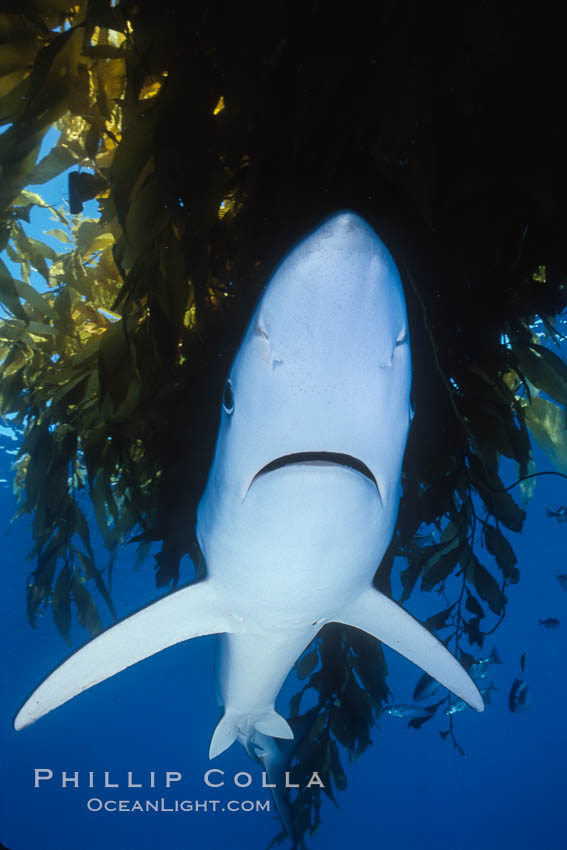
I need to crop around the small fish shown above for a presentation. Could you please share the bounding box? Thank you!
[383,703,437,720]
[445,698,469,717]
[445,684,494,716]
[557,575,567,592]
[546,506,567,523]
[520,652,527,674]
[509,677,530,713]
[539,617,560,629]
[384,701,444,730]
[399,532,438,557]
[432,649,500,711]
[413,671,442,702]
[412,531,438,548]
[468,647,502,680]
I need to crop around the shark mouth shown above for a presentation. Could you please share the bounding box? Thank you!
[249,452,380,496]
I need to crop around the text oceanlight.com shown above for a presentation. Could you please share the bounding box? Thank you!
[86,798,270,814]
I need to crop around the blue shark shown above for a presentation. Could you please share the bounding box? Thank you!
[14,212,483,763]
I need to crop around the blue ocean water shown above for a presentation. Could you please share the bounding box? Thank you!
[1,433,565,849]
[0,133,565,845]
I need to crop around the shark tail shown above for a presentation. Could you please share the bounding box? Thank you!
[209,709,293,759]
[258,708,320,842]
[337,587,484,712]
[253,738,294,840]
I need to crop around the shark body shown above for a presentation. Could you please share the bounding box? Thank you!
[15,212,483,762]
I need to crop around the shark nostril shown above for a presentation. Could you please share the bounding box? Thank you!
[254,320,269,341]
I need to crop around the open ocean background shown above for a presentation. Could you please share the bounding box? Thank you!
[1,131,566,850]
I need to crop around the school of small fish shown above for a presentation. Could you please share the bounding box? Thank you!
[385,507,567,727]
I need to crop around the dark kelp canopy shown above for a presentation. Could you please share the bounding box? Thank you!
[0,3,566,846]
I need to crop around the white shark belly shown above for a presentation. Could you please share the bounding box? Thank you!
[217,631,312,715]
[199,464,395,627]
[200,464,398,758]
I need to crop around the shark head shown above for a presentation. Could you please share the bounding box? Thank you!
[197,211,412,559]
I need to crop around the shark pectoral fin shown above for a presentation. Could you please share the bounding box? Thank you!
[337,587,484,712]
[15,579,236,731]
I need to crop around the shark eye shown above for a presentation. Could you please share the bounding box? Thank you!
[223,379,235,414]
